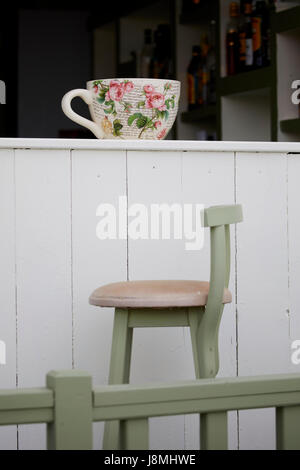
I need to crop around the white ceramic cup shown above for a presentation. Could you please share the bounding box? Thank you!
[62,78,180,140]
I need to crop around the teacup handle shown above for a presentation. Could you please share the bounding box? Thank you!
[61,89,104,139]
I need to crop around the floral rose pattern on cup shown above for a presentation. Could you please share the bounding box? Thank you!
[93,79,134,117]
[131,82,175,138]
[92,80,177,139]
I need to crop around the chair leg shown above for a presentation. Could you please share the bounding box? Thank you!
[188,308,203,379]
[188,307,227,450]
[103,308,133,450]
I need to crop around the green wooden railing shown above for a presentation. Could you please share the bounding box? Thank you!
[1,370,300,450]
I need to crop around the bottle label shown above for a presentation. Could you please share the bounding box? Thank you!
[202,69,208,105]
[202,70,208,86]
[239,31,246,63]
[252,17,262,52]
[245,38,253,66]
[244,4,252,15]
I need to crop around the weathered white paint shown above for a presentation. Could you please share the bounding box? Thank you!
[0,139,300,450]
[0,150,17,450]
[71,150,127,449]
[236,153,289,450]
[14,149,73,449]
[288,155,300,362]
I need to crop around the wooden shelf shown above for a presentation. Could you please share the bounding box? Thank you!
[273,6,300,34]
[219,67,274,97]
[280,118,300,134]
[181,106,217,123]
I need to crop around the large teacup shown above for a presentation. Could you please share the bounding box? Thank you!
[62,78,180,140]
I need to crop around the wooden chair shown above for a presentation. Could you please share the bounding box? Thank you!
[89,204,243,449]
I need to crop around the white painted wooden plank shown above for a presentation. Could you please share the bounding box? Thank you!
[0,137,299,154]
[71,149,127,450]
[127,150,237,449]
[15,149,72,450]
[127,150,186,450]
[0,149,17,449]
[181,151,237,450]
[236,152,289,450]
[287,155,300,371]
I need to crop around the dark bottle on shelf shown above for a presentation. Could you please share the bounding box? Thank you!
[207,20,217,105]
[265,0,275,66]
[252,0,268,68]
[201,35,210,106]
[226,2,240,76]
[140,29,153,78]
[150,24,172,79]
[239,0,253,71]
[187,45,202,111]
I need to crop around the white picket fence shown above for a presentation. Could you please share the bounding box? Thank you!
[0,138,300,450]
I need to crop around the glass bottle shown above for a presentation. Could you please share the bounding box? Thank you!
[239,0,253,71]
[187,45,202,111]
[207,20,217,105]
[252,0,266,68]
[226,2,240,75]
[150,24,172,79]
[140,29,153,78]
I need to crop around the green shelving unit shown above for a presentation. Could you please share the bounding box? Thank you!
[273,5,300,33]
[219,67,274,96]
[280,118,300,134]
[275,5,300,141]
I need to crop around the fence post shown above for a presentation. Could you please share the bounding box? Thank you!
[46,370,93,450]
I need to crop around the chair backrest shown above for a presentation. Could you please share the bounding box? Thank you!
[204,204,243,291]
[199,205,243,377]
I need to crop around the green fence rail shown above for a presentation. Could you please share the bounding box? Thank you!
[1,370,300,450]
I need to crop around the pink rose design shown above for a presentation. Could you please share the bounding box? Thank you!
[144,85,155,95]
[145,97,153,109]
[93,85,98,93]
[110,80,120,87]
[109,80,125,102]
[105,91,111,101]
[157,128,167,140]
[155,121,162,128]
[159,104,167,111]
[124,81,134,93]
[146,92,166,110]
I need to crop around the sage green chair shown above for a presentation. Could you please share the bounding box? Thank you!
[89,204,243,449]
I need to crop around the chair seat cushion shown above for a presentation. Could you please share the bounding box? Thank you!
[89,280,232,308]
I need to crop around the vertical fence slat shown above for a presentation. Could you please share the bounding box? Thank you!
[46,370,93,450]
[200,412,228,450]
[276,406,300,450]
[121,418,149,450]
